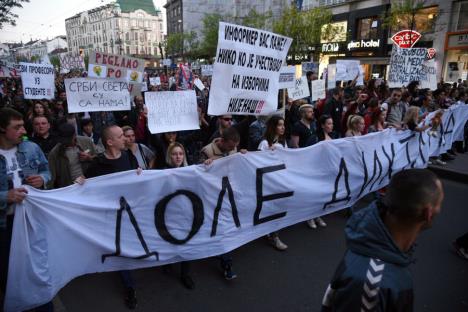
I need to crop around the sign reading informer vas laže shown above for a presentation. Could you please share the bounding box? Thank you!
[145,90,200,134]
[19,62,55,100]
[64,78,131,113]
[208,22,292,116]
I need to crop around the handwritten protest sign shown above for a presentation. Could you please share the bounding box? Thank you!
[64,78,131,113]
[126,70,144,83]
[208,22,292,115]
[279,66,296,89]
[336,60,361,81]
[145,90,200,134]
[89,51,144,78]
[311,79,326,101]
[419,59,437,90]
[59,53,85,73]
[301,62,319,75]
[388,46,426,88]
[194,78,205,90]
[201,65,213,76]
[287,76,310,101]
[88,64,107,78]
[149,77,161,86]
[162,59,172,66]
[19,62,55,99]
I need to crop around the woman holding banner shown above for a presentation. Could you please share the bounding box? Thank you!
[258,115,289,250]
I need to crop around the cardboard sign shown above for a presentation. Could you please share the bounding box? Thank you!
[145,90,200,134]
[278,66,296,89]
[388,46,427,88]
[59,53,85,73]
[301,62,319,75]
[194,78,205,90]
[126,70,144,83]
[162,59,172,66]
[89,51,145,79]
[327,64,336,89]
[149,77,161,86]
[201,65,213,76]
[311,79,326,101]
[336,60,361,81]
[19,62,55,99]
[64,78,131,113]
[287,76,310,101]
[419,59,437,90]
[208,22,292,115]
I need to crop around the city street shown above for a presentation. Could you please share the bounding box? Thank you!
[58,174,468,312]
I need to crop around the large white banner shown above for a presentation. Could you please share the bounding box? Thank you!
[208,22,292,116]
[388,46,427,88]
[5,105,468,312]
[287,76,310,101]
[19,62,55,100]
[145,90,200,134]
[64,78,131,113]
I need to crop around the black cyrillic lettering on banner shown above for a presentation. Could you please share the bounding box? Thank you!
[102,197,159,263]
[211,176,241,237]
[403,142,416,169]
[155,190,204,245]
[358,150,382,198]
[441,112,455,147]
[254,164,294,225]
[323,158,351,210]
[379,143,395,184]
[398,133,416,144]
[418,132,426,164]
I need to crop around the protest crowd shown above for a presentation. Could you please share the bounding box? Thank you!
[1,51,468,311]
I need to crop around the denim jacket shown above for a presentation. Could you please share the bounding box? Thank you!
[0,140,50,229]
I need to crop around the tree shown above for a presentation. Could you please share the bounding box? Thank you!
[236,8,272,29]
[273,6,334,62]
[0,0,29,29]
[382,0,437,35]
[198,13,224,59]
[165,31,198,60]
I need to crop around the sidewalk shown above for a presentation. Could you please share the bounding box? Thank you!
[428,152,468,183]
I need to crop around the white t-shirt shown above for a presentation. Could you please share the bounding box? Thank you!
[0,146,21,215]
[258,140,288,151]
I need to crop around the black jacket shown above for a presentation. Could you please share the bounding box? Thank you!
[85,150,138,178]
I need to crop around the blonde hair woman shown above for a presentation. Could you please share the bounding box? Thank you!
[345,115,365,137]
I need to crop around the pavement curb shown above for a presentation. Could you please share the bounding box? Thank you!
[428,165,468,183]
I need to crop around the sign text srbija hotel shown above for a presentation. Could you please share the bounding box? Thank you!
[391,30,422,48]
[347,39,381,51]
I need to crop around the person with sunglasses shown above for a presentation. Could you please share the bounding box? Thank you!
[208,114,234,143]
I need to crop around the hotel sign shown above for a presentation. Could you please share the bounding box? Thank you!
[347,39,381,51]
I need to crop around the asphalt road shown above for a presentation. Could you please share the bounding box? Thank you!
[57,178,468,312]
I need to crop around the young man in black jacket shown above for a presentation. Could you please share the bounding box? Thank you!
[85,125,140,310]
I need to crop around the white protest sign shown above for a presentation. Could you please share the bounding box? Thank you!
[59,53,85,73]
[388,46,427,88]
[201,64,213,76]
[145,90,200,134]
[19,62,55,100]
[419,59,437,90]
[149,77,161,86]
[88,64,108,78]
[357,65,365,86]
[279,66,296,89]
[208,22,292,115]
[40,55,51,64]
[327,64,336,89]
[336,60,361,81]
[194,78,205,90]
[301,62,319,74]
[126,70,144,83]
[311,79,326,101]
[6,105,468,312]
[287,76,310,101]
[64,78,131,113]
[141,83,148,92]
[162,59,172,66]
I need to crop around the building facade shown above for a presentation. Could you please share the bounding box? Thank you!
[12,36,68,61]
[307,0,451,81]
[164,0,289,37]
[65,0,164,58]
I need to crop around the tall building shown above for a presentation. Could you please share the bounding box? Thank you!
[65,0,164,58]
[164,0,290,37]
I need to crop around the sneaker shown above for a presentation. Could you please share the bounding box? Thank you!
[224,266,237,280]
[271,236,288,251]
[124,287,137,310]
[434,159,447,165]
[181,274,195,290]
[307,219,317,229]
[316,217,327,227]
[453,241,468,260]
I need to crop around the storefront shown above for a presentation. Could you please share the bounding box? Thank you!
[443,31,468,82]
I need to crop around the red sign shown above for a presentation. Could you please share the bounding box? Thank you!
[391,30,422,48]
[427,48,436,59]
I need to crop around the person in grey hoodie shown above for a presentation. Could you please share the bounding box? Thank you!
[322,169,444,312]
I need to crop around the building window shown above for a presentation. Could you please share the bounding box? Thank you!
[458,2,468,30]
[357,17,379,40]
[393,6,438,33]
[132,20,136,27]
[126,46,130,54]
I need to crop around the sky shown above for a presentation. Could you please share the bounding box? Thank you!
[0,0,166,43]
